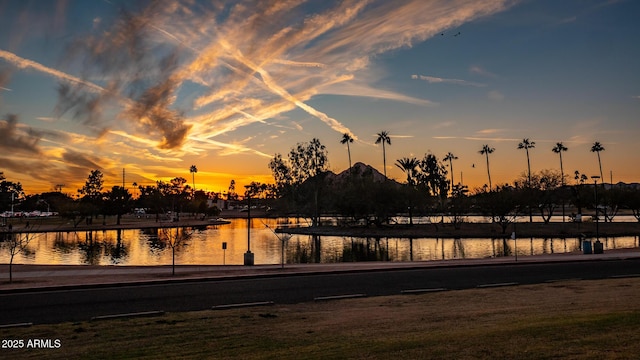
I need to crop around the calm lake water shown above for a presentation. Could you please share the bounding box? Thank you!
[1,217,639,266]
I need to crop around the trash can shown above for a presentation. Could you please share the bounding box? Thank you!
[593,240,604,254]
[582,240,592,254]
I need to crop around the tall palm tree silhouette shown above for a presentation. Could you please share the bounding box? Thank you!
[518,138,536,222]
[189,165,198,192]
[518,138,536,187]
[479,144,495,191]
[552,142,568,222]
[552,142,568,186]
[375,131,391,179]
[443,152,458,191]
[340,133,354,172]
[590,141,605,181]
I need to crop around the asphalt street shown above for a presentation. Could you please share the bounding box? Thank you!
[1,258,639,325]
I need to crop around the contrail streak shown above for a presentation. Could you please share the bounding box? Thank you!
[0,49,104,93]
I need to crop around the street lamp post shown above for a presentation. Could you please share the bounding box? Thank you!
[591,175,601,254]
[591,175,600,245]
[243,185,254,266]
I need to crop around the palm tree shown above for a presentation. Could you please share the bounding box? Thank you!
[395,157,420,185]
[189,165,198,193]
[518,138,536,222]
[552,142,568,222]
[375,131,391,179]
[552,142,568,186]
[395,157,420,225]
[340,133,354,172]
[443,152,458,191]
[479,145,495,191]
[518,138,536,187]
[590,141,605,181]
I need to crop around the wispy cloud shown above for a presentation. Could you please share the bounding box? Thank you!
[53,0,513,147]
[412,74,486,87]
[476,128,507,135]
[0,114,42,154]
[2,0,517,191]
[0,49,104,93]
[469,65,499,78]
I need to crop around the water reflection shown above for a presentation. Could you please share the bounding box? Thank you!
[1,218,638,266]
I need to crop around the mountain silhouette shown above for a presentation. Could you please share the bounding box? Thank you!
[324,162,396,184]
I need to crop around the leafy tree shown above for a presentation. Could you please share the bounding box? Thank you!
[448,184,470,229]
[78,169,104,199]
[474,185,519,233]
[103,186,133,225]
[0,173,24,212]
[620,188,640,222]
[416,153,448,223]
[513,169,562,223]
[600,187,623,222]
[137,184,166,222]
[169,177,189,221]
[417,153,448,198]
[268,138,329,225]
[77,169,104,221]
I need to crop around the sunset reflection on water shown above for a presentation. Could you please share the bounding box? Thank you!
[2,218,639,266]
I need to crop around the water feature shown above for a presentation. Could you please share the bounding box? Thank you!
[1,218,639,266]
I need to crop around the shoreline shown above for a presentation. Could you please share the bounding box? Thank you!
[278,221,640,239]
[1,214,639,239]
[0,218,230,235]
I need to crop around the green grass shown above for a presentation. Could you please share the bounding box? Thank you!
[2,278,640,359]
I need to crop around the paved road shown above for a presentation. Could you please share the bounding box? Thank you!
[1,258,639,325]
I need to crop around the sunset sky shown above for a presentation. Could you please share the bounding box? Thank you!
[1,0,639,196]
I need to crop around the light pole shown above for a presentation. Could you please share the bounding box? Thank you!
[591,176,600,244]
[243,185,254,266]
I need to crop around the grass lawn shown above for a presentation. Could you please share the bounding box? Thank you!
[1,278,639,359]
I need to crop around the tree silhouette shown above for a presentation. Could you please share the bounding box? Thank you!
[443,152,458,191]
[375,131,391,179]
[395,157,420,186]
[552,142,569,222]
[518,138,536,187]
[6,226,36,282]
[396,157,420,225]
[590,141,605,181]
[189,165,198,193]
[518,138,536,222]
[479,145,495,191]
[340,133,354,172]
[159,227,192,276]
[552,142,568,186]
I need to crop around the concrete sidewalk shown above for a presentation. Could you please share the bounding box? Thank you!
[2,248,640,293]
